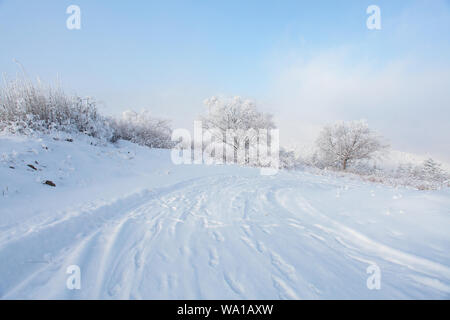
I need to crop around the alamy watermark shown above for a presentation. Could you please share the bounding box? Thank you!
[366,263,381,290]
[64,5,380,31]
[367,5,381,30]
[66,265,81,290]
[66,5,81,30]
[171,121,280,176]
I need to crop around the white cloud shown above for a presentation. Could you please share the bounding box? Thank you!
[264,1,450,162]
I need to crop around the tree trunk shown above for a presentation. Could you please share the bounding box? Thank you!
[343,158,348,171]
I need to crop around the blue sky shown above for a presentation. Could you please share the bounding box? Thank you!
[1,0,449,160]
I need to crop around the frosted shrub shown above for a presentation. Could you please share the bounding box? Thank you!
[420,158,447,183]
[111,110,174,149]
[0,76,113,140]
[279,149,299,170]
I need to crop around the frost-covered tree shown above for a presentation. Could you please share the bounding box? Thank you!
[395,163,414,179]
[316,120,388,171]
[420,158,447,182]
[200,96,276,163]
[111,110,173,149]
[279,148,298,170]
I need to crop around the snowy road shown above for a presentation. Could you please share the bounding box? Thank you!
[1,136,449,299]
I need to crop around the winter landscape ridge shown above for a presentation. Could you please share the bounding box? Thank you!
[0,133,449,299]
[1,0,450,301]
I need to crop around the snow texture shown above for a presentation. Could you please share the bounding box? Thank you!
[0,134,449,299]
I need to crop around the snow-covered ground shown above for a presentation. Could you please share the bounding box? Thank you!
[0,134,449,299]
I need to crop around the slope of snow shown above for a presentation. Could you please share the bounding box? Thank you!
[0,134,449,299]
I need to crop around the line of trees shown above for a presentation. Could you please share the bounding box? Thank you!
[197,97,391,173]
[194,95,448,188]
[1,75,448,188]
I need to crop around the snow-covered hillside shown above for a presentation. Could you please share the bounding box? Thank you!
[0,134,449,299]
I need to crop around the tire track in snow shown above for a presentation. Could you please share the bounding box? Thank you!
[0,176,225,298]
[276,190,450,292]
[3,172,449,299]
